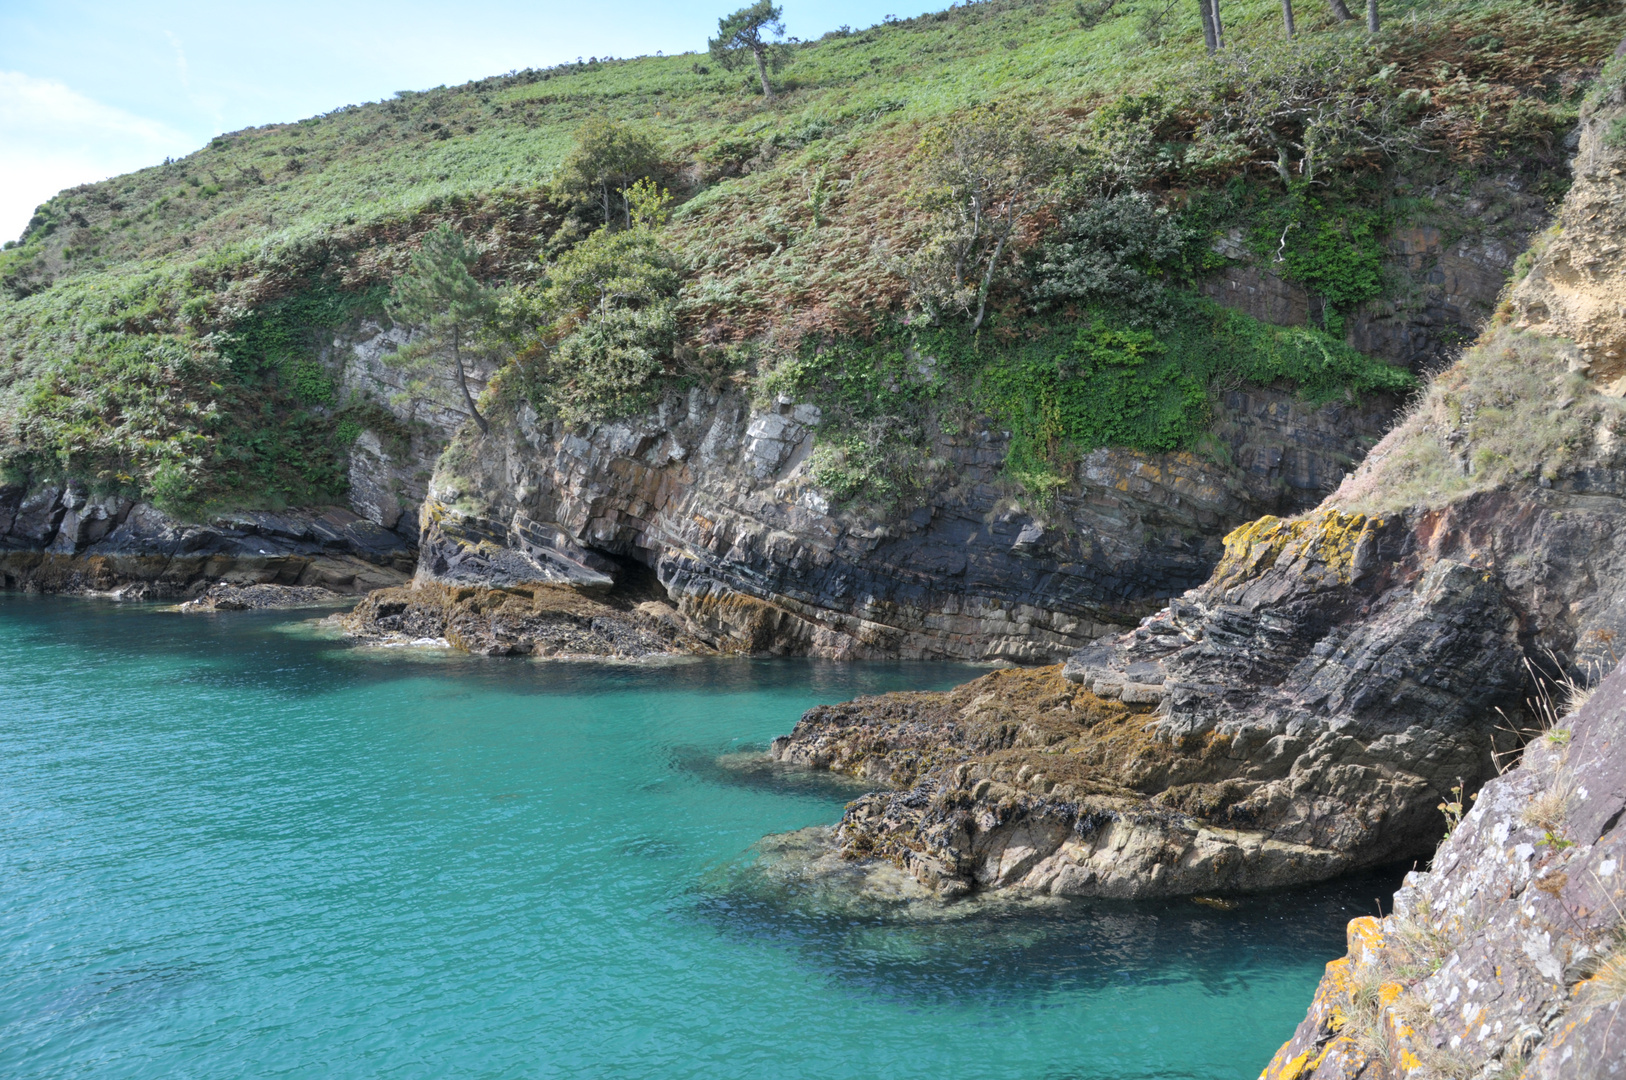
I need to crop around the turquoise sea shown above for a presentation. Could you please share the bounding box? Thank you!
[0,596,1393,1079]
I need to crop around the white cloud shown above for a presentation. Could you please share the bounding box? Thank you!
[0,71,197,244]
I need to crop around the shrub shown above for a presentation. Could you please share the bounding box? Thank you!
[1031,191,1195,328]
[1254,191,1385,334]
[1185,38,1427,186]
[904,104,1053,331]
[524,222,682,422]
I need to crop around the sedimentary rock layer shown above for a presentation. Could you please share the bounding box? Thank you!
[340,579,707,658]
[417,382,1397,662]
[0,481,413,599]
[768,664,1355,898]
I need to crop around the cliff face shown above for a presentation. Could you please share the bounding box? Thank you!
[408,380,1395,661]
[0,485,412,598]
[1260,662,1626,1080]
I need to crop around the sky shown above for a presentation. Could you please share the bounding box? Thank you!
[0,0,940,244]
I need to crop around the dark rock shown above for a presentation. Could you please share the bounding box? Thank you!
[178,583,348,612]
[412,381,1400,662]
[0,489,416,599]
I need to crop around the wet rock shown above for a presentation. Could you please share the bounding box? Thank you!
[340,579,710,658]
[179,583,347,612]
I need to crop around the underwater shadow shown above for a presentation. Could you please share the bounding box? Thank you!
[687,852,1407,1008]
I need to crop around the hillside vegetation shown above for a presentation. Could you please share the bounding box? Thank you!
[0,0,1619,514]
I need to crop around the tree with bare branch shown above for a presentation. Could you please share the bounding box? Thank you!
[1189,40,1428,187]
[904,106,1052,331]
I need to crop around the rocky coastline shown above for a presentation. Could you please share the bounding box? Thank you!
[0,481,414,600]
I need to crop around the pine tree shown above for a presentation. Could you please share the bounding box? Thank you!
[709,2,788,100]
[387,225,496,434]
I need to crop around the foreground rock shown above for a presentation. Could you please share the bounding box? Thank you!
[1261,661,1626,1080]
[0,484,413,599]
[770,664,1351,898]
[339,579,710,658]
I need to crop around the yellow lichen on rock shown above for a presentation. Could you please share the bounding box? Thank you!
[1213,510,1383,591]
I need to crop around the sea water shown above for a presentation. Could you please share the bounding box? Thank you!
[0,596,1395,1079]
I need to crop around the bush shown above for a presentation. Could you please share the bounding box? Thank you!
[1185,38,1426,186]
[524,223,682,422]
[1031,191,1195,328]
[1253,191,1385,334]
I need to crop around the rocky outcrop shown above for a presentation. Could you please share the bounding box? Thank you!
[413,380,1398,662]
[0,481,412,599]
[339,578,708,658]
[329,318,486,534]
[177,583,347,612]
[767,664,1355,899]
[1260,661,1626,1080]
[762,480,1626,899]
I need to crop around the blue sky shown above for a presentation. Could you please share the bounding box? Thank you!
[0,1,938,243]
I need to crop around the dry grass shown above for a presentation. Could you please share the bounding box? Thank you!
[1586,949,1626,1004]
[1336,328,1626,514]
[1520,777,1573,835]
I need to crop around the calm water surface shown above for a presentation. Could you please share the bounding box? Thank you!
[0,596,1395,1079]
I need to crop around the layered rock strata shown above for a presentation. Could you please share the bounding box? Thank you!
[414,382,1397,662]
[769,664,1353,899]
[1261,661,1626,1080]
[0,482,412,599]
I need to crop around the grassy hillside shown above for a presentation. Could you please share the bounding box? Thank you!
[0,0,1618,514]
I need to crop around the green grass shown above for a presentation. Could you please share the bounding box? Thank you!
[0,0,1619,512]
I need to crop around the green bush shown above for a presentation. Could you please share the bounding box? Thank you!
[1031,191,1195,328]
[1254,191,1385,335]
[523,223,682,422]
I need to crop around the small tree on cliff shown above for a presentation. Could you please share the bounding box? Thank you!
[387,224,496,434]
[709,2,789,100]
[554,118,665,229]
[904,105,1051,331]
